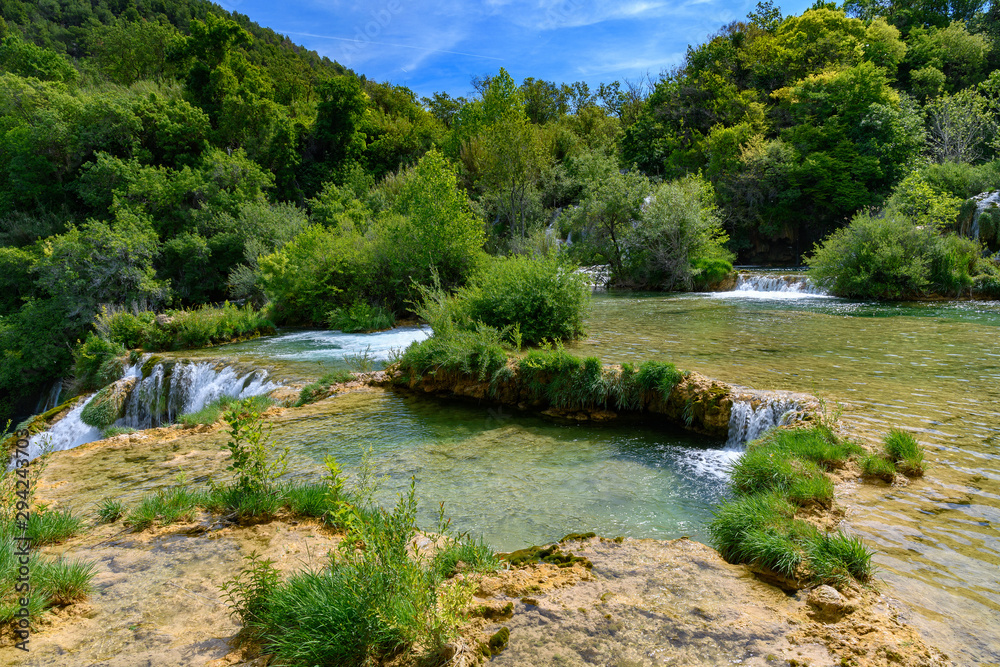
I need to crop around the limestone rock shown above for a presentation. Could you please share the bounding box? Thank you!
[807,584,856,620]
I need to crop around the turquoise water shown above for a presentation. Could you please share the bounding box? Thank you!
[273,392,736,551]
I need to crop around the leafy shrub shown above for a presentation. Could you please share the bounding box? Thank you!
[73,333,126,391]
[617,175,734,291]
[460,253,589,345]
[807,208,985,298]
[222,399,289,498]
[327,302,395,333]
[91,302,275,352]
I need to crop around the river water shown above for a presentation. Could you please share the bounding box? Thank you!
[577,286,1000,665]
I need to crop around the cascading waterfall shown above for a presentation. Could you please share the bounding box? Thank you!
[22,395,103,462]
[726,398,802,449]
[17,359,281,461]
[119,359,280,429]
[733,273,826,295]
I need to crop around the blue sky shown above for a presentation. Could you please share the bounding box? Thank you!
[218,0,817,99]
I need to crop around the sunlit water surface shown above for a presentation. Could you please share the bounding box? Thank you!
[576,290,1000,664]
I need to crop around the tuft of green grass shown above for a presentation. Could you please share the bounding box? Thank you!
[807,533,875,584]
[432,536,502,578]
[282,482,334,519]
[884,428,926,476]
[753,425,863,469]
[179,394,274,426]
[95,497,126,524]
[34,558,97,604]
[860,453,897,481]
[296,370,355,407]
[28,508,84,545]
[125,487,208,530]
[712,424,878,588]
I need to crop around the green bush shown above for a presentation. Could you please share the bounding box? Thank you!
[691,257,735,289]
[806,208,985,299]
[460,254,589,346]
[73,333,126,391]
[617,175,734,291]
[327,302,395,333]
[92,302,275,352]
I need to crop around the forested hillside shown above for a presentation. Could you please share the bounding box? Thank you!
[1,0,999,423]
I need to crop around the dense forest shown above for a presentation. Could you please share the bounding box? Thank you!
[2,0,1000,423]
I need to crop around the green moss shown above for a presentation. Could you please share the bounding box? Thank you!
[140,355,162,379]
[500,544,593,569]
[80,382,129,429]
[559,532,596,542]
[488,627,510,655]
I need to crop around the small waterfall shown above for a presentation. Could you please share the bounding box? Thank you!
[733,273,825,295]
[118,359,280,429]
[968,190,1000,239]
[34,381,64,413]
[19,359,281,461]
[22,396,103,462]
[726,398,802,448]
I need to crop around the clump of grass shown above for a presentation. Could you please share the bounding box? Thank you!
[710,425,876,588]
[34,558,97,604]
[95,497,126,524]
[28,508,84,545]
[884,428,926,476]
[102,426,136,439]
[282,482,333,518]
[807,533,874,584]
[399,323,513,382]
[125,487,209,530]
[327,302,395,333]
[860,453,897,481]
[179,394,273,426]
[238,481,498,666]
[296,370,355,407]
[859,429,927,481]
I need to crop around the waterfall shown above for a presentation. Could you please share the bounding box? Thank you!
[22,395,103,462]
[726,398,802,449]
[968,190,1000,240]
[18,359,281,461]
[118,359,280,429]
[732,273,825,295]
[34,381,64,413]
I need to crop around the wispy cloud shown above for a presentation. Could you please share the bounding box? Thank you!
[236,0,818,97]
